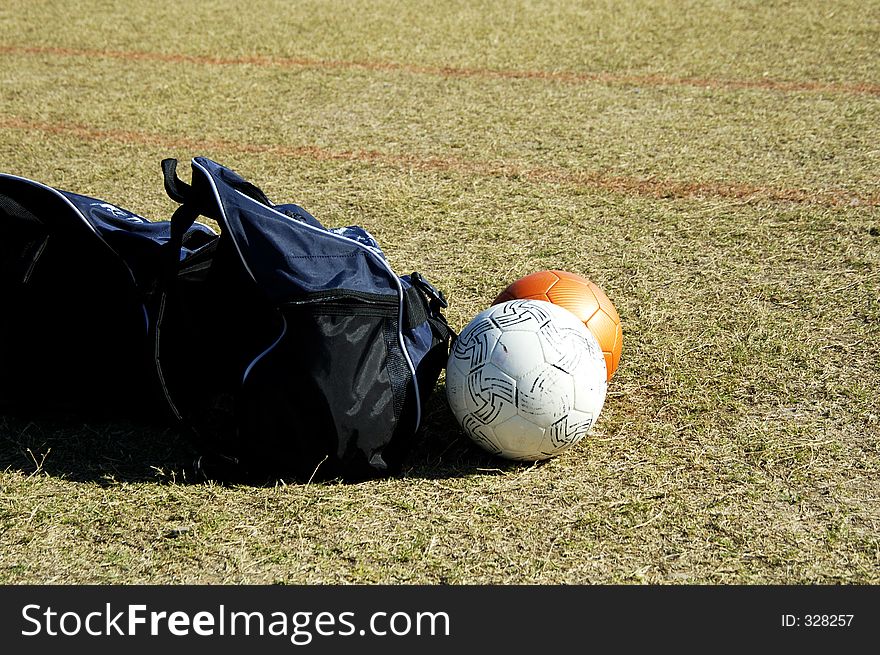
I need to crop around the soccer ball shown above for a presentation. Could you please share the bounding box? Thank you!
[446,299,607,461]
[493,270,623,380]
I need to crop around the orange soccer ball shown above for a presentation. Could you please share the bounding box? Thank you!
[493,270,623,380]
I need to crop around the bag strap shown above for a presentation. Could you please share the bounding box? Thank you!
[162,158,191,203]
[159,158,223,286]
[160,157,272,287]
[163,159,202,251]
[405,271,456,351]
[410,271,448,314]
[152,160,212,425]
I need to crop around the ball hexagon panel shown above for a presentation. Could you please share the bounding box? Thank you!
[492,270,559,303]
[492,414,548,460]
[490,329,544,380]
[491,299,553,332]
[537,318,594,374]
[572,367,606,418]
[548,277,601,325]
[586,310,619,369]
[516,363,575,426]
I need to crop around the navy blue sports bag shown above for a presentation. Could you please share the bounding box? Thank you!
[0,158,452,481]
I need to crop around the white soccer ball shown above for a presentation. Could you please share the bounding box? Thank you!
[446,299,607,461]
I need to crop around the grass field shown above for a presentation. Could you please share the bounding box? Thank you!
[0,0,878,584]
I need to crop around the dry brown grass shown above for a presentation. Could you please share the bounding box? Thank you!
[0,0,878,584]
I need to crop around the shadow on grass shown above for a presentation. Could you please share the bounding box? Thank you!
[400,388,542,481]
[0,385,533,486]
[0,410,199,485]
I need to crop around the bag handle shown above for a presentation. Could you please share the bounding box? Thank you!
[162,159,201,248]
[161,157,273,263]
[405,272,457,358]
[162,158,191,203]
[159,158,217,286]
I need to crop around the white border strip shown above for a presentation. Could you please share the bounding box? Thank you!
[241,315,288,384]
